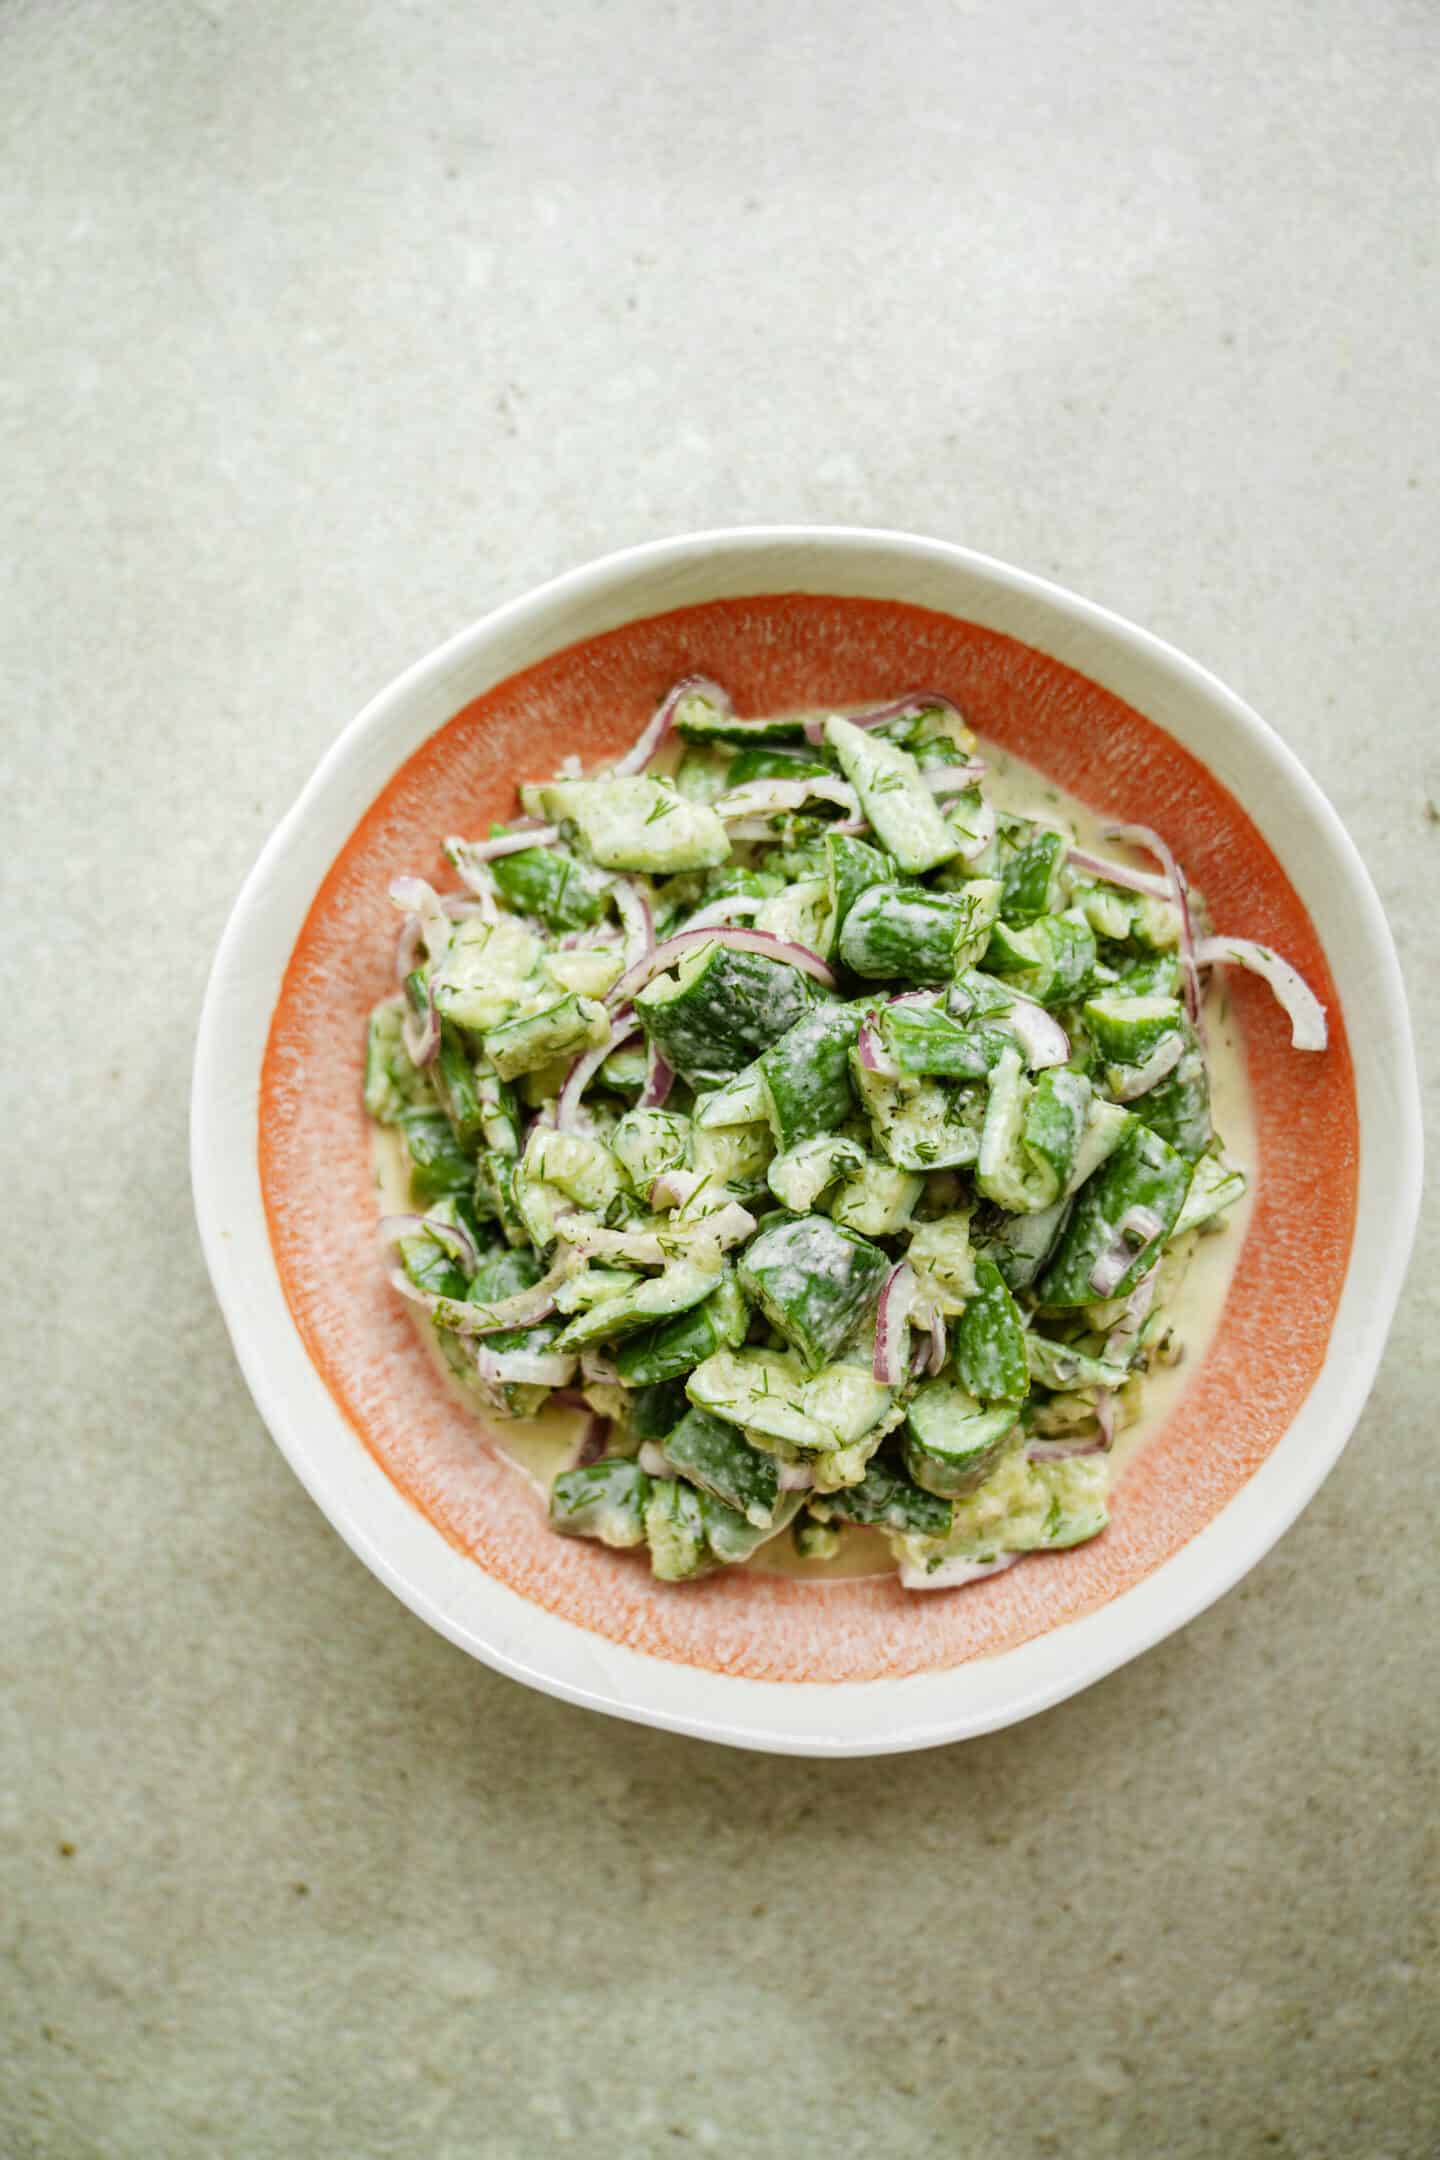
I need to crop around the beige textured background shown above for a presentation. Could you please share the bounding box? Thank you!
[3,3,1435,2154]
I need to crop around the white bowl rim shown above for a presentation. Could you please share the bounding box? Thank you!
[191,524,1422,1755]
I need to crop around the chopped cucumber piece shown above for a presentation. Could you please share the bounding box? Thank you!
[636,941,819,1086]
[737,1214,889,1370]
[824,715,964,874]
[537,776,731,874]
[550,1459,651,1548]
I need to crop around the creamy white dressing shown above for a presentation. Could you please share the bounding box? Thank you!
[373,723,1256,1585]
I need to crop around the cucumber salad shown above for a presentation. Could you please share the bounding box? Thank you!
[365,678,1327,1590]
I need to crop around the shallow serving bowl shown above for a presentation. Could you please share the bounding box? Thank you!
[191,527,1420,1755]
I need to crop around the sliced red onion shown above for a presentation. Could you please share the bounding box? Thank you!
[1087,1248,1132,1301]
[1096,1390,1116,1451]
[438,843,502,917]
[857,1012,900,1079]
[1191,936,1328,1050]
[1107,1031,1186,1100]
[1105,1267,1159,1363]
[873,1262,915,1386]
[402,973,441,1067]
[1001,993,1069,1070]
[612,673,733,777]
[1104,822,1200,1022]
[678,894,765,933]
[377,1212,480,1276]
[919,763,987,795]
[802,691,970,747]
[1031,1388,1115,1460]
[639,1044,675,1109]
[612,879,655,970]
[394,912,424,982]
[898,1550,1023,1591]
[609,924,836,1006]
[715,775,859,822]
[573,1413,610,1468]
[828,814,872,837]
[1088,1205,1165,1296]
[650,1169,705,1211]
[1066,846,1173,902]
[927,1308,948,1376]
[446,825,561,867]
[555,1015,640,1131]
[474,1343,577,1389]
[386,1254,569,1334]
[388,876,452,964]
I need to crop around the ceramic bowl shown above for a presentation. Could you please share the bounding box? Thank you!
[191,528,1420,1755]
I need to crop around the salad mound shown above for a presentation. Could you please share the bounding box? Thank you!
[363,677,1326,1589]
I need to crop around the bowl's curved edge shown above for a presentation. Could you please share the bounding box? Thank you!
[191,525,1423,1755]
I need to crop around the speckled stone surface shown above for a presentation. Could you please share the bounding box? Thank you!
[3,3,1435,2155]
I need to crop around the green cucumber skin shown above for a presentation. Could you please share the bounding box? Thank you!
[952,1258,1030,1401]
[405,965,485,1146]
[1037,1121,1191,1306]
[662,1407,781,1525]
[825,715,964,876]
[637,945,819,1084]
[1109,956,1183,1000]
[552,1265,721,1353]
[394,1228,469,1303]
[475,1153,530,1247]
[399,1111,475,1205]
[737,1214,890,1371]
[468,1246,542,1303]
[824,831,893,941]
[643,1477,711,1580]
[725,745,834,787]
[476,1070,522,1158]
[1083,994,1185,1064]
[1000,830,1063,926]
[950,967,1017,1020]
[676,710,808,747]
[902,1385,1017,1497]
[820,1458,954,1538]
[628,1379,690,1440]
[490,844,611,930]
[759,1004,860,1148]
[484,994,603,1081]
[405,970,484,1147]
[975,1195,1073,1292]
[882,1004,1012,1079]
[985,915,1097,1007]
[549,1459,651,1547]
[1132,1034,1212,1161]
[1022,1067,1091,1198]
[839,886,970,984]
[364,998,435,1123]
[615,1283,744,1385]
[433,1023,489,1149]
